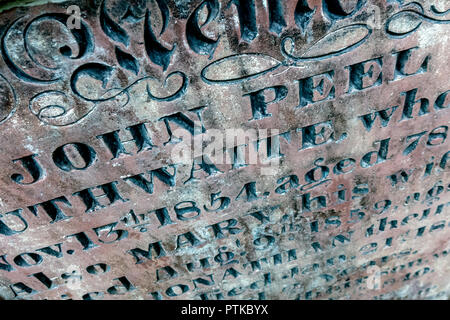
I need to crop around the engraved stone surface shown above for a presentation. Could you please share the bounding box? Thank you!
[0,0,448,300]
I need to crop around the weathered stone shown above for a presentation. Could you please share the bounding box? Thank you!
[0,0,448,300]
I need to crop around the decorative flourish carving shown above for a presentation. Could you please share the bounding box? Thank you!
[143,1,176,71]
[0,74,16,124]
[201,0,375,86]
[115,46,140,76]
[186,0,220,59]
[201,53,283,85]
[99,0,130,47]
[70,63,188,104]
[0,0,191,127]
[1,14,93,84]
[287,0,372,62]
[385,3,450,38]
[0,0,448,126]
[29,90,97,127]
[282,23,371,61]
[146,71,188,101]
[200,1,450,86]
[430,5,450,16]
[70,62,115,102]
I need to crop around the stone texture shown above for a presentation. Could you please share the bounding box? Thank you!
[0,0,448,300]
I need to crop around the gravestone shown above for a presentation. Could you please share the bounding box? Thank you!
[0,0,448,300]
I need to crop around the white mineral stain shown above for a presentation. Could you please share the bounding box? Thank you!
[418,24,449,49]
[24,143,39,153]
